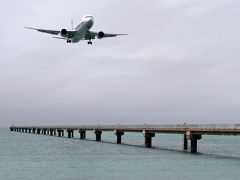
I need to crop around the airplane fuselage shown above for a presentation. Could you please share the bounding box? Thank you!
[71,15,94,43]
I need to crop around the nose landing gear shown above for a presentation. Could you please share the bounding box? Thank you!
[66,40,71,43]
[87,41,92,45]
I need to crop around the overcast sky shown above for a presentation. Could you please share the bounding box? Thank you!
[1,0,240,127]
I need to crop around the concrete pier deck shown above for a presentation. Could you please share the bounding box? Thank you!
[10,124,240,153]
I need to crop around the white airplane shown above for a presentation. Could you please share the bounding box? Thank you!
[25,15,127,45]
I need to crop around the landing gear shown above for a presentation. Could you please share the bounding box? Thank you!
[87,41,92,45]
[67,40,71,43]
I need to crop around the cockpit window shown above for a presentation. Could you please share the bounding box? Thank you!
[85,16,93,18]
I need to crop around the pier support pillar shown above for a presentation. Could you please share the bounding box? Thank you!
[37,129,41,134]
[186,131,202,153]
[183,133,188,150]
[57,130,64,137]
[25,129,28,133]
[42,129,47,135]
[114,130,124,144]
[50,129,54,136]
[57,130,61,137]
[79,130,86,139]
[190,134,202,153]
[67,130,74,138]
[191,139,198,153]
[32,128,36,134]
[94,130,102,141]
[143,131,155,148]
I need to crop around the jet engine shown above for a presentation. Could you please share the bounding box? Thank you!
[97,31,105,39]
[60,29,68,37]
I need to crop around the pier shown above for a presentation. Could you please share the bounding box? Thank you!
[10,124,240,153]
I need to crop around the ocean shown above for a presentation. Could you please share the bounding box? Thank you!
[0,128,240,180]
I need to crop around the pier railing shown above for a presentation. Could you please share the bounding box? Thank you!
[10,124,240,130]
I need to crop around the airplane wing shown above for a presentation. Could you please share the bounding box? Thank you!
[25,27,60,35]
[86,31,128,39]
[25,27,76,38]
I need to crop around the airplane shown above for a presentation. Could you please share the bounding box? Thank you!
[25,15,127,45]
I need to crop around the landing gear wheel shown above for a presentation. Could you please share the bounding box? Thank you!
[88,41,92,45]
[67,40,71,43]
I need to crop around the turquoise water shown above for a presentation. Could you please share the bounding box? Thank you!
[0,129,240,180]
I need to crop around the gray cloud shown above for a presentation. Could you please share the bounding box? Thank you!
[1,0,240,127]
